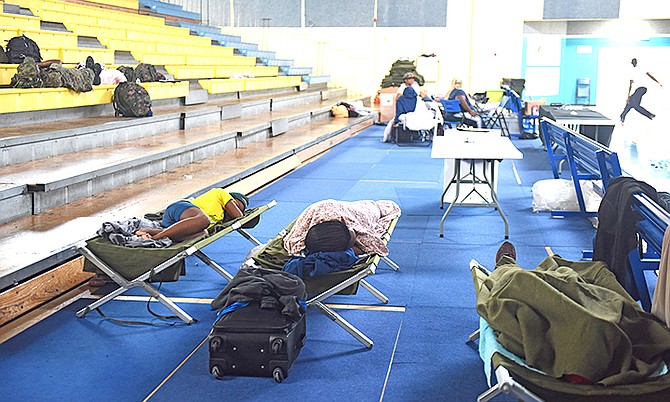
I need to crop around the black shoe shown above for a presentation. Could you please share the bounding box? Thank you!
[85,55,94,70]
[92,63,102,85]
[495,241,516,265]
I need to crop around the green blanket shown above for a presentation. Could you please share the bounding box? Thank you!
[477,255,670,386]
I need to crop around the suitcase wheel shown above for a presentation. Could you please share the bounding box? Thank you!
[271,338,283,354]
[272,367,285,383]
[209,336,222,353]
[211,364,224,380]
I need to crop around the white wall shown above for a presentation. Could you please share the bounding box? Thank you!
[220,0,538,97]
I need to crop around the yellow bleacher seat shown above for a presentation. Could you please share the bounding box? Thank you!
[0,27,78,48]
[198,78,246,94]
[0,81,188,114]
[40,47,114,65]
[0,13,40,30]
[165,60,269,80]
[0,65,17,85]
[213,66,279,79]
[85,0,138,10]
[165,65,216,80]
[244,76,302,91]
[198,77,302,95]
[135,54,186,66]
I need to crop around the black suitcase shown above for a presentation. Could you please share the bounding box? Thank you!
[208,302,306,383]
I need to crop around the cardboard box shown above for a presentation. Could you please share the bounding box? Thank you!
[379,87,398,123]
[524,99,546,116]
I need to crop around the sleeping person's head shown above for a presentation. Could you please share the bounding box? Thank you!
[229,192,248,212]
[304,220,356,252]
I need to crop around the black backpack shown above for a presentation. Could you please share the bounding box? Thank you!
[5,35,42,64]
[112,82,152,117]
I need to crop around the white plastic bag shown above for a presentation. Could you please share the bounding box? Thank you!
[531,179,602,212]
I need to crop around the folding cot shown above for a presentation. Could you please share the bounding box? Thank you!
[245,214,401,349]
[76,201,277,324]
[469,259,670,402]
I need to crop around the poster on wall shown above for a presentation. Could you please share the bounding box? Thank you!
[524,67,560,96]
[525,36,562,66]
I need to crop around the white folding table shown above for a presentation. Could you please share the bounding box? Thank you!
[431,130,523,238]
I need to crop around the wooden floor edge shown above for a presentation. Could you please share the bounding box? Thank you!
[0,257,92,328]
[0,282,91,345]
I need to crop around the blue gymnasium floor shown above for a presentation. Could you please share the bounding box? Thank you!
[0,125,617,401]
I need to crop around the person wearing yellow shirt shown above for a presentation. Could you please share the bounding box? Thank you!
[136,188,246,242]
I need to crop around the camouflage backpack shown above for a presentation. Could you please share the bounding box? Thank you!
[117,65,137,83]
[0,44,7,63]
[134,63,158,82]
[9,57,43,88]
[112,81,152,117]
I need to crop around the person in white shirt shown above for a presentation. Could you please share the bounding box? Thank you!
[620,58,663,124]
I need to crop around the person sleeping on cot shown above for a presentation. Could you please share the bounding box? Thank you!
[136,188,248,242]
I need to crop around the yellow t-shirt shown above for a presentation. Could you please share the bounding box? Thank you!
[190,188,233,223]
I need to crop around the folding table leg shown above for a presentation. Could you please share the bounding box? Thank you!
[313,301,373,349]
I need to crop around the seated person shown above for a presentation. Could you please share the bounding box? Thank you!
[136,188,247,242]
[383,86,436,142]
[444,78,482,128]
[395,72,428,101]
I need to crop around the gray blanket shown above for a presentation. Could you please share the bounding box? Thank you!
[98,218,172,248]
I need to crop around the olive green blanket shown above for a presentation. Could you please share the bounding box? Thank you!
[477,255,670,387]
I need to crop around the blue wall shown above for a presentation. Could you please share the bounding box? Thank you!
[523,37,670,105]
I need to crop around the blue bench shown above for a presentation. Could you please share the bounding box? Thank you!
[540,118,623,217]
[629,193,670,312]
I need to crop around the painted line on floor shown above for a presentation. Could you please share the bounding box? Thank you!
[511,161,522,185]
[380,319,404,402]
[144,335,208,401]
[83,294,406,312]
[361,179,436,185]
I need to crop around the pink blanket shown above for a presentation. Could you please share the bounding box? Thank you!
[283,200,401,256]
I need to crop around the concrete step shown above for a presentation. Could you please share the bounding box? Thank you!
[78,36,105,49]
[40,21,69,32]
[0,114,373,291]
[114,51,139,65]
[0,92,362,219]
[0,88,342,166]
